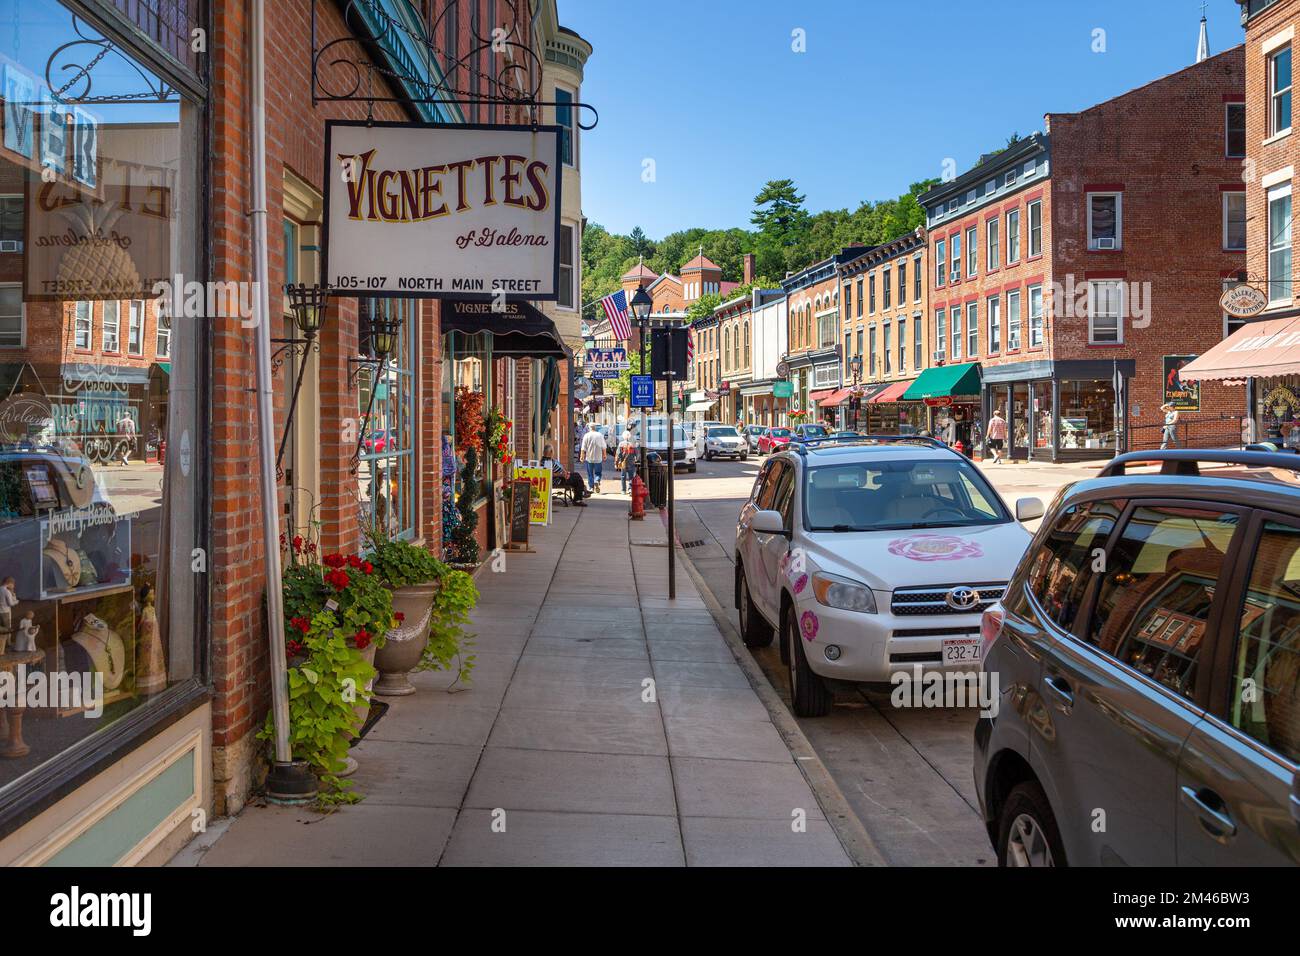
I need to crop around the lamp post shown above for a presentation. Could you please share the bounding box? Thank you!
[275,283,331,473]
[849,354,862,431]
[630,283,653,476]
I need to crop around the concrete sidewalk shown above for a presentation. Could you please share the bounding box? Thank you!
[179,492,853,866]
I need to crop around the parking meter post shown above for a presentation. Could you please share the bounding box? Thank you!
[666,369,676,600]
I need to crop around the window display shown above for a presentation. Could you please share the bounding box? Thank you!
[0,0,201,792]
[1058,380,1116,449]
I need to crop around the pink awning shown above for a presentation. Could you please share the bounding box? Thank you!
[1180,315,1300,381]
[819,388,851,407]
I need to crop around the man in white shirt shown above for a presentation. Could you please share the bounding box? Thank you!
[579,425,607,494]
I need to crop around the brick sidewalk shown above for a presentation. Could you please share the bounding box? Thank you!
[178,494,852,866]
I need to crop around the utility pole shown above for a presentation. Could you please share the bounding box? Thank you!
[665,369,676,600]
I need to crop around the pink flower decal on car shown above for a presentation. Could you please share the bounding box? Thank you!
[887,534,984,562]
[800,610,819,641]
[792,573,808,595]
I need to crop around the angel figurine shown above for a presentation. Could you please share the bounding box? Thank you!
[14,612,38,653]
[0,576,17,633]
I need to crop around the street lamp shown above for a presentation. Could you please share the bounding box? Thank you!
[848,354,863,432]
[275,283,332,474]
[630,283,653,476]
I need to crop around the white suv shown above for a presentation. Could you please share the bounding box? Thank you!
[734,438,1043,716]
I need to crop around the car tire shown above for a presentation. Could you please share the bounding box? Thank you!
[741,453,748,461]
[997,781,1067,868]
[738,566,774,648]
[784,601,832,717]
[704,451,712,461]
[688,463,697,473]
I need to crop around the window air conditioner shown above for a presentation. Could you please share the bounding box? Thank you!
[1095,237,1116,250]
[932,350,946,363]
[0,240,22,253]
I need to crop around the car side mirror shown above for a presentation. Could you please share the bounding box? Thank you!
[751,509,787,536]
[1016,497,1045,522]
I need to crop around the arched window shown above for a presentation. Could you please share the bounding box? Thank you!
[724,327,731,370]
[744,321,751,365]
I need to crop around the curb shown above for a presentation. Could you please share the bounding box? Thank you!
[676,544,887,867]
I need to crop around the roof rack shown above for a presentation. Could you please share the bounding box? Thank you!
[790,435,949,454]
[1098,448,1300,478]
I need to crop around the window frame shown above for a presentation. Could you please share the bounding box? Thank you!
[1086,191,1123,251]
[558,222,576,310]
[74,300,93,351]
[987,294,1001,355]
[1270,44,1293,138]
[1028,283,1044,348]
[127,299,145,355]
[1027,198,1043,257]
[1006,288,1022,350]
[0,282,23,348]
[1088,279,1125,345]
[1268,181,1293,305]
[1226,101,1247,158]
[966,299,979,357]
[934,240,945,288]
[102,299,121,353]
[1223,190,1247,252]
[987,216,999,271]
[950,305,962,362]
[1006,208,1021,264]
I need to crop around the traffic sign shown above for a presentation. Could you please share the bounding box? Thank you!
[630,374,655,408]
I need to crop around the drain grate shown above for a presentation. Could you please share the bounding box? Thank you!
[681,539,707,549]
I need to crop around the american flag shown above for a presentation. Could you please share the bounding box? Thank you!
[600,289,631,341]
[686,325,695,364]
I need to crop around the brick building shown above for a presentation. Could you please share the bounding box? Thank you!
[919,46,1246,460]
[0,0,580,866]
[781,248,869,422]
[836,229,930,434]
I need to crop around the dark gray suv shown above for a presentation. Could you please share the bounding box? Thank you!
[976,450,1300,866]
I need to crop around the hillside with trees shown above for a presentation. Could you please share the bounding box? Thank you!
[580,177,939,319]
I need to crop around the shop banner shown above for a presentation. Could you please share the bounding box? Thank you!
[514,464,552,525]
[773,381,794,399]
[586,347,628,379]
[1163,355,1200,411]
[323,121,562,300]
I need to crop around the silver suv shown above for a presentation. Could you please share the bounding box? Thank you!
[976,450,1300,866]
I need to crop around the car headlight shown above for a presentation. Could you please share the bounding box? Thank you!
[811,572,877,613]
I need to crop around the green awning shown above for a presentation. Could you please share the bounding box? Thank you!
[902,362,981,401]
[155,362,171,376]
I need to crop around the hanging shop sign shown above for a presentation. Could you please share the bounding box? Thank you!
[773,380,794,399]
[323,121,563,300]
[1163,355,1201,412]
[586,347,629,379]
[1219,284,1267,320]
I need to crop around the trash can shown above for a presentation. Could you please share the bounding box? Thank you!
[647,455,668,509]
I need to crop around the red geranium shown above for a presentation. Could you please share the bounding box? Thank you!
[286,639,304,658]
[353,629,372,650]
[325,569,351,591]
[323,553,346,569]
[348,554,362,570]
[394,611,405,623]
[362,561,374,575]
[290,615,310,634]
[292,535,303,553]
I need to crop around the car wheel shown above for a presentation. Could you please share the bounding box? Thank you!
[997,781,1067,868]
[705,451,712,461]
[741,453,748,460]
[688,463,697,473]
[784,601,832,717]
[738,566,774,648]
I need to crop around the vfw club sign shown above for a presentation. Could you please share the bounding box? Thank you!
[323,121,563,300]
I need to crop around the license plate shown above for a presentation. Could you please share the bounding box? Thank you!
[942,637,982,665]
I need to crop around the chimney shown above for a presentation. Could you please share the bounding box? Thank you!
[743,253,756,285]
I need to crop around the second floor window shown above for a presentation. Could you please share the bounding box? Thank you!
[157,314,172,359]
[988,294,1001,353]
[1088,280,1124,344]
[913,315,922,369]
[75,300,92,350]
[128,300,144,354]
[967,300,979,357]
[558,224,575,309]
[556,88,576,167]
[935,308,946,358]
[935,240,945,287]
[1226,102,1246,157]
[1028,200,1043,257]
[1007,289,1022,350]
[1223,191,1247,251]
[1087,193,1121,250]
[1006,209,1021,263]
[950,305,962,361]
[868,325,877,376]
[1269,182,1293,303]
[103,300,120,352]
[950,233,961,282]
[966,226,977,276]
[987,217,1000,270]
[1028,284,1044,347]
[898,320,906,372]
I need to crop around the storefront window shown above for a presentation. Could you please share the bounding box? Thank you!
[1033,381,1054,450]
[1059,380,1116,450]
[1256,378,1300,444]
[359,299,416,540]
[0,1,202,796]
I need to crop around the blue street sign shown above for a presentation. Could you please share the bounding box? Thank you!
[630,374,655,409]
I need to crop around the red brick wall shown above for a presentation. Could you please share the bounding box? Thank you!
[1047,45,1247,436]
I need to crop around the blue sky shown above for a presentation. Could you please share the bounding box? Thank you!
[566,0,1243,238]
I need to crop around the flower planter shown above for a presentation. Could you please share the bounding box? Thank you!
[339,641,379,778]
[373,582,438,697]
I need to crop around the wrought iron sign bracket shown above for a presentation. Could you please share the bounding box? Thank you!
[311,0,598,130]
[270,337,320,377]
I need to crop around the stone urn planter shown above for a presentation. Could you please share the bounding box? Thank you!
[339,641,380,778]
[373,582,438,697]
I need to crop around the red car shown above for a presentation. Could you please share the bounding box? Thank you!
[757,427,792,454]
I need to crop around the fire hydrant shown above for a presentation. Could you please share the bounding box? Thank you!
[629,473,648,521]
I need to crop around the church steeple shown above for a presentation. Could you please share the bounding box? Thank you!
[1196,3,1209,63]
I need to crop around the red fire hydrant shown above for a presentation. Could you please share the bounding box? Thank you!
[629,474,648,521]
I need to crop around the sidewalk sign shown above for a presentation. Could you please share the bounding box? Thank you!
[514,462,552,525]
[507,478,532,551]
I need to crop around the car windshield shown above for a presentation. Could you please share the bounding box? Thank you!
[803,458,1009,531]
[645,425,690,444]
[770,428,791,438]
[802,425,829,436]
[708,427,738,437]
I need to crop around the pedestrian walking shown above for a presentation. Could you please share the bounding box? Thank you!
[579,422,606,493]
[986,408,1008,464]
[115,411,137,466]
[1160,402,1180,449]
[616,427,637,493]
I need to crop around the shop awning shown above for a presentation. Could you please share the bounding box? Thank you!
[1179,315,1300,381]
[443,298,573,360]
[807,388,836,404]
[818,388,851,407]
[903,363,980,400]
[684,400,716,413]
[870,379,915,403]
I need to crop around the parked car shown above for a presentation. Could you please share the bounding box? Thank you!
[735,437,1041,716]
[757,427,793,455]
[976,449,1300,867]
[691,420,725,457]
[364,430,390,453]
[742,425,769,454]
[702,425,748,461]
[640,417,697,472]
[791,422,831,443]
[830,430,863,441]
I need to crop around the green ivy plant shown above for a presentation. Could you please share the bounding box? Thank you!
[417,565,478,689]
[364,533,445,590]
[258,610,376,804]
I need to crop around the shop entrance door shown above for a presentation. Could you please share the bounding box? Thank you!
[1010,383,1030,460]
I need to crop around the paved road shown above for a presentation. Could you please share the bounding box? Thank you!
[662,449,1095,865]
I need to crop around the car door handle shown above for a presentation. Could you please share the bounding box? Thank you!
[1042,675,1074,712]
[1180,786,1238,841]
